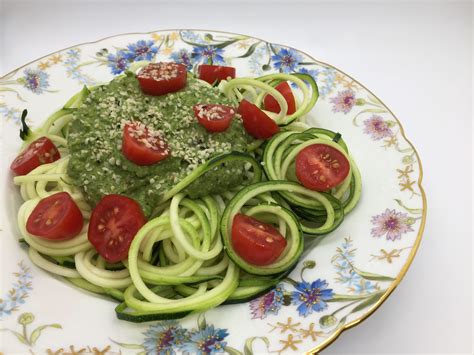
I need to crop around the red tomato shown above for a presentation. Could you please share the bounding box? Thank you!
[122,121,170,166]
[198,64,236,85]
[26,192,83,241]
[238,99,280,139]
[231,213,287,266]
[295,144,350,191]
[263,82,296,115]
[88,195,146,263]
[137,62,187,96]
[10,137,60,175]
[193,104,235,132]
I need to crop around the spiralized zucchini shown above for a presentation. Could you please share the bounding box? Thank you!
[13,70,361,322]
[219,73,318,125]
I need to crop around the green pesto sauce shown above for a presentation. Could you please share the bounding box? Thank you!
[67,73,254,216]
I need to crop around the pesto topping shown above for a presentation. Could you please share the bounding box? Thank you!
[67,73,254,216]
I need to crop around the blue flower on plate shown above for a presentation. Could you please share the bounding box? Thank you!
[180,325,228,354]
[181,30,207,44]
[64,56,77,67]
[291,279,334,317]
[142,321,189,355]
[7,292,25,305]
[107,50,130,75]
[192,46,225,65]
[0,301,12,318]
[319,67,337,97]
[337,271,361,286]
[354,279,378,294]
[170,49,194,70]
[271,47,303,73]
[0,106,22,123]
[21,68,49,94]
[292,67,320,88]
[14,281,32,293]
[125,40,159,61]
[299,67,320,77]
[66,48,80,60]
[18,271,32,283]
[334,259,350,271]
[248,45,267,75]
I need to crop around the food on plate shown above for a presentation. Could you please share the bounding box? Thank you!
[26,192,83,241]
[12,61,361,322]
[238,99,280,139]
[198,64,236,84]
[11,136,60,175]
[264,81,296,115]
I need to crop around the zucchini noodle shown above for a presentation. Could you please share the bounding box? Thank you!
[13,70,361,322]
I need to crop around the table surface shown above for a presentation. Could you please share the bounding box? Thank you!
[1,0,472,353]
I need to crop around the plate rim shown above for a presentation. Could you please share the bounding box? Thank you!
[0,28,427,354]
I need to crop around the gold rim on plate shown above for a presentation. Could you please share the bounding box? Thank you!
[0,28,427,354]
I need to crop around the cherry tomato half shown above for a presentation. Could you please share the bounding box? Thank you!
[295,144,350,191]
[238,99,280,139]
[11,137,60,176]
[231,213,287,266]
[137,62,187,96]
[122,121,170,166]
[26,192,83,241]
[263,82,296,115]
[198,64,236,85]
[88,194,146,263]
[193,104,235,132]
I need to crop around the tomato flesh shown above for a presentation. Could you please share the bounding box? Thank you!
[231,213,287,266]
[264,82,296,115]
[238,99,280,139]
[198,64,236,85]
[137,62,187,96]
[26,192,83,241]
[295,144,350,191]
[11,137,60,175]
[122,121,169,166]
[88,195,146,263]
[193,104,235,132]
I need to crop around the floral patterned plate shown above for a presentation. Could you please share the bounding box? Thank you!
[0,29,426,354]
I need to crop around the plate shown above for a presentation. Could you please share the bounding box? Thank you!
[0,29,426,354]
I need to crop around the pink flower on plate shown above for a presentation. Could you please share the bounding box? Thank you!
[371,209,413,241]
[249,286,284,319]
[330,89,356,114]
[363,115,393,140]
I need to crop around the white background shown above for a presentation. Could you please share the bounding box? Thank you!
[0,0,472,354]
